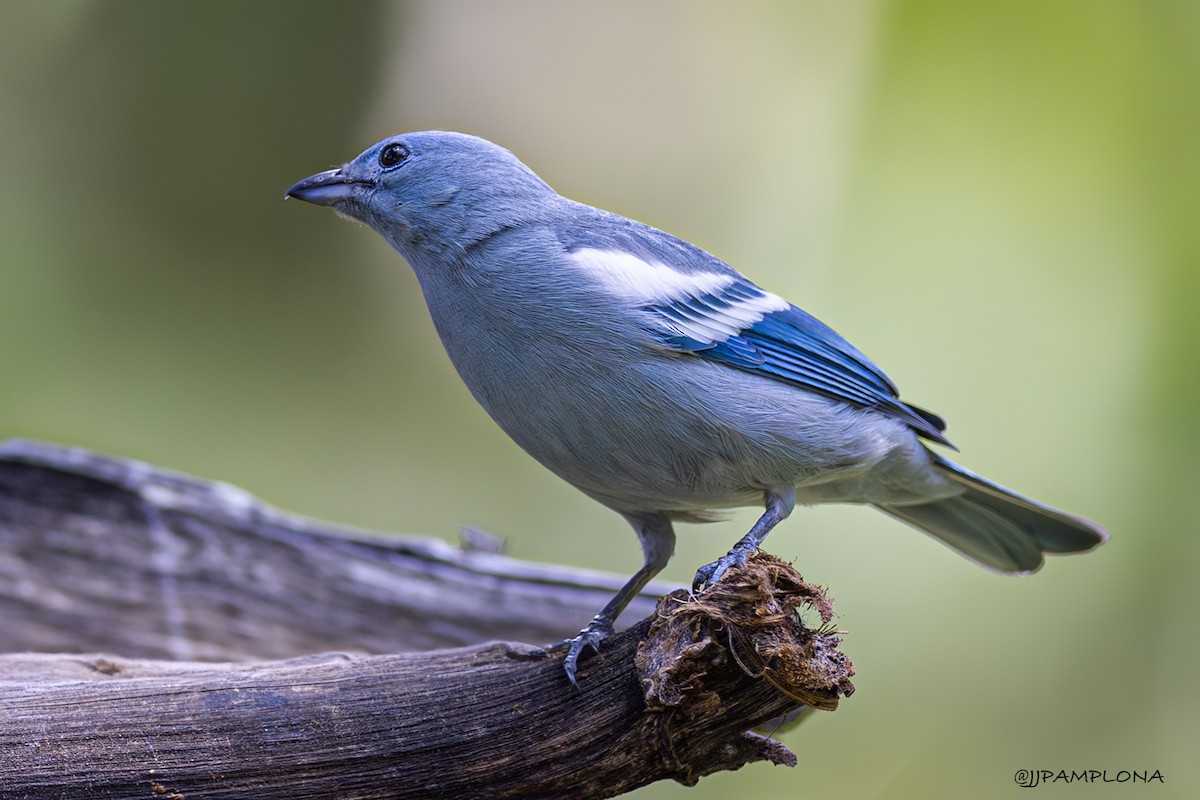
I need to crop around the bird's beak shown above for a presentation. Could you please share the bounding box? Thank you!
[284,169,374,206]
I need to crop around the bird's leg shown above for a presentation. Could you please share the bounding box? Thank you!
[693,486,795,591]
[561,512,675,685]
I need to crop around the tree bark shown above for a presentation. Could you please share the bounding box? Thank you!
[0,440,854,798]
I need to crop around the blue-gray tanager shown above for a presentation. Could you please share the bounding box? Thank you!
[286,132,1107,683]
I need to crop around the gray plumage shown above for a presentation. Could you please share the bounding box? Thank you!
[286,131,1107,682]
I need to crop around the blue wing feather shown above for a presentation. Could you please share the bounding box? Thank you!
[555,209,949,444]
[647,293,951,445]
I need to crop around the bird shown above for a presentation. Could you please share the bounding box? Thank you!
[286,131,1108,683]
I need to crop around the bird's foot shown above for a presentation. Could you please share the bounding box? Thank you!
[559,615,614,686]
[692,544,756,592]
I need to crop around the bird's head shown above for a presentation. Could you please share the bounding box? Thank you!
[286,131,558,260]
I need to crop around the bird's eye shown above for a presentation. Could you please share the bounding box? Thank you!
[379,142,410,168]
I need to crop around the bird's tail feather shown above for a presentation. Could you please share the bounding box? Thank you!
[875,455,1108,574]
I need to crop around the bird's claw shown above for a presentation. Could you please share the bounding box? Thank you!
[561,616,614,686]
[692,546,754,592]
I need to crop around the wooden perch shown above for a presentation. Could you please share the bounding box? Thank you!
[0,440,854,798]
[0,439,672,659]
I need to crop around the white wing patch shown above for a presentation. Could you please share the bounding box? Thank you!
[660,289,789,344]
[569,248,732,303]
[569,247,789,346]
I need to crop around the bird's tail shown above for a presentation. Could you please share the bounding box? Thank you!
[875,455,1108,574]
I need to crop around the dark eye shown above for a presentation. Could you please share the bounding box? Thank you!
[379,142,410,168]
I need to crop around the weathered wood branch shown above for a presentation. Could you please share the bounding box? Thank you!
[0,439,669,659]
[0,440,854,798]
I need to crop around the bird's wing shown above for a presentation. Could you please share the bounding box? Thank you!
[566,242,950,445]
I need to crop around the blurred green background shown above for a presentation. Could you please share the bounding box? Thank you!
[1,1,1195,797]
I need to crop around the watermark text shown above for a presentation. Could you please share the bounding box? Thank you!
[1014,769,1164,788]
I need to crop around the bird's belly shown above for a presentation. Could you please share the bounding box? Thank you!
[470,353,919,516]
